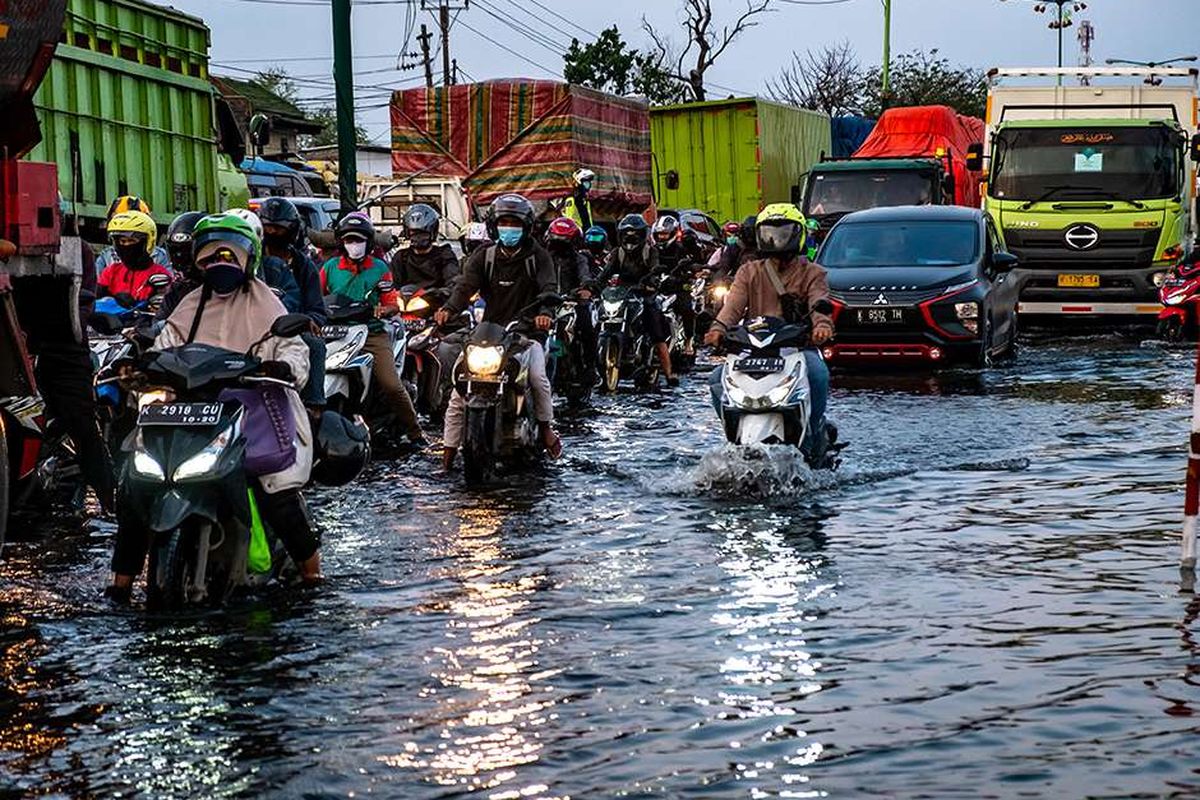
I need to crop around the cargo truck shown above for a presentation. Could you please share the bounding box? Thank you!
[28,0,249,238]
[974,67,1200,319]
[650,97,830,225]
[801,105,985,246]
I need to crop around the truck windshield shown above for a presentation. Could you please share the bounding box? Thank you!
[806,170,936,216]
[990,126,1180,201]
[820,221,980,267]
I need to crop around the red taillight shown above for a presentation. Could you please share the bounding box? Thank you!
[929,347,943,361]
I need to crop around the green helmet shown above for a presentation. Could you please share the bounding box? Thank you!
[191,212,262,277]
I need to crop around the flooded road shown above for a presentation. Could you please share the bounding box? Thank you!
[3,335,1199,798]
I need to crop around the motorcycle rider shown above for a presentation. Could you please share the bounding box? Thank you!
[591,214,678,387]
[230,208,301,313]
[97,210,174,302]
[106,213,322,603]
[650,215,700,357]
[560,168,595,232]
[583,225,609,271]
[703,203,833,451]
[545,217,598,378]
[159,211,205,318]
[434,194,561,469]
[95,195,170,274]
[258,197,329,414]
[321,212,426,446]
[390,203,460,302]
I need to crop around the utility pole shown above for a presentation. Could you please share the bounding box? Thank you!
[422,0,468,88]
[881,0,892,107]
[418,23,434,88]
[331,0,357,208]
[1077,19,1094,85]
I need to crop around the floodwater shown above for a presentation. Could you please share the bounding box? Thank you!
[2,335,1199,798]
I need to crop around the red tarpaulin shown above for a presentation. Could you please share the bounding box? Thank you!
[852,105,985,207]
[391,80,652,212]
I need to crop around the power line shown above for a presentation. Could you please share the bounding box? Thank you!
[524,0,597,39]
[472,0,569,55]
[492,0,583,46]
[454,17,561,77]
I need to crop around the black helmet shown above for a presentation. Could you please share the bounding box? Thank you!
[404,203,440,249]
[335,211,375,242]
[616,213,649,252]
[258,197,303,248]
[486,194,535,240]
[312,411,371,487]
[165,211,204,272]
[739,215,757,250]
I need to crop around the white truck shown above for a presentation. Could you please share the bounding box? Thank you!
[975,67,1200,319]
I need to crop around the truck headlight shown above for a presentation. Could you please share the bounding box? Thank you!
[173,427,235,482]
[955,302,979,335]
[132,451,165,481]
[465,345,504,376]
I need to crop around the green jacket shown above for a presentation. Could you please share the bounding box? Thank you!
[321,255,397,332]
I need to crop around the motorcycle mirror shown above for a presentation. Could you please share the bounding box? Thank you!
[270,313,312,339]
[376,280,394,294]
[89,312,126,336]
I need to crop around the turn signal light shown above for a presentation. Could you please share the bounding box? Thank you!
[929,347,943,361]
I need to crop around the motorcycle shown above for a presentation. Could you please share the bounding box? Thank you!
[715,316,839,469]
[90,287,168,457]
[546,294,594,408]
[321,281,407,431]
[1157,253,1200,342]
[398,285,457,420]
[118,313,312,608]
[656,275,692,374]
[455,296,558,485]
[597,284,659,393]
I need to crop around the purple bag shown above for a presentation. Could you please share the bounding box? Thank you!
[219,385,297,476]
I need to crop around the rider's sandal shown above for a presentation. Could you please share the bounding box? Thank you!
[545,433,563,461]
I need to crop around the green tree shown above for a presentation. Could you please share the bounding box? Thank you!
[303,106,369,149]
[861,49,987,118]
[562,25,686,105]
[251,67,299,103]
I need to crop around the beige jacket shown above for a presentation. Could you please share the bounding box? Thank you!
[155,280,312,493]
[714,256,833,331]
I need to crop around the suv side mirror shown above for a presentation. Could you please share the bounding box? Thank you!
[270,313,312,338]
[992,251,1019,272]
[1191,133,1200,163]
[965,142,985,172]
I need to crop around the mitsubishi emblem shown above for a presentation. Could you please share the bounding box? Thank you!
[873,293,889,305]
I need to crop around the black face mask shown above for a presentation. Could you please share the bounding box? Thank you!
[263,231,293,252]
[116,243,151,271]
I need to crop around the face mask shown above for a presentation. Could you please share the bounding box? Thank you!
[115,243,150,271]
[263,231,292,252]
[580,181,592,192]
[344,240,368,261]
[203,262,246,295]
[496,226,524,248]
[727,236,740,246]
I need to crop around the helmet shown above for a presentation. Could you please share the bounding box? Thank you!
[583,225,608,252]
[722,220,742,238]
[106,195,151,220]
[616,213,649,252]
[463,221,492,255]
[191,212,262,276]
[573,168,596,189]
[165,211,205,271]
[312,410,370,487]
[651,215,681,247]
[257,197,303,247]
[335,211,375,243]
[486,193,535,241]
[107,210,158,255]
[545,216,582,253]
[755,203,807,257]
[403,203,440,248]
[739,215,758,249]
[229,207,264,242]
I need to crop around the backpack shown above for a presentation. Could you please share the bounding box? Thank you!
[484,244,537,286]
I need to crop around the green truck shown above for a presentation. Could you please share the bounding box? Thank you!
[28,0,248,237]
[979,67,1200,319]
[649,97,829,224]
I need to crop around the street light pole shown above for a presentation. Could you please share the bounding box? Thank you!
[331,0,357,208]
[881,0,892,107]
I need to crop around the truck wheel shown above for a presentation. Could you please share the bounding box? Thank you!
[463,406,497,486]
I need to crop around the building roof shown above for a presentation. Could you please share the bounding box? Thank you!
[212,75,322,133]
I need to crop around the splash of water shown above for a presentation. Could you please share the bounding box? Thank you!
[685,443,840,498]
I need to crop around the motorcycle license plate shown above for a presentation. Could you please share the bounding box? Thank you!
[734,357,785,373]
[321,325,349,340]
[138,402,222,427]
[855,307,907,325]
[1057,273,1100,288]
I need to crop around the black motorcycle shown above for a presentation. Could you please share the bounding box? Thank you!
[547,295,594,408]
[119,313,311,608]
[596,284,658,393]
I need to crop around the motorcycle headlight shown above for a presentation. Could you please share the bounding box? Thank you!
[767,379,805,406]
[137,388,175,411]
[1153,271,1168,288]
[406,296,430,313]
[955,302,980,335]
[173,426,236,482]
[711,285,729,301]
[465,345,504,376]
[132,450,165,481]
[602,301,622,316]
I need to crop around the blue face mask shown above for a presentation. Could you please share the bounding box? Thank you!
[496,226,524,248]
[726,236,740,246]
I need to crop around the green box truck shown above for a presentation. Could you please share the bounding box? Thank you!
[980,67,1199,319]
[649,97,830,224]
[27,0,248,237]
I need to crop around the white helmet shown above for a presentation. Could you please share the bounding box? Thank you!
[230,207,264,242]
[573,168,596,188]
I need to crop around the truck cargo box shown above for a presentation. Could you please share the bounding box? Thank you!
[650,97,830,224]
[391,80,652,215]
[0,0,67,157]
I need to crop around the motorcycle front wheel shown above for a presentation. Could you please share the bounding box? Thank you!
[600,339,622,394]
[147,518,222,610]
[463,405,498,486]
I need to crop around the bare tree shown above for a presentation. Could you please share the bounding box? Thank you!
[643,0,773,102]
[767,41,863,116]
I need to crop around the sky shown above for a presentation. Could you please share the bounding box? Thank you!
[162,0,1200,144]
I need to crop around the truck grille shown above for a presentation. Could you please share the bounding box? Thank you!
[1003,227,1160,270]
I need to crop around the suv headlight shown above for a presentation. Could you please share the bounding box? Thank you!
[955,302,980,335]
[466,345,504,376]
[173,426,236,482]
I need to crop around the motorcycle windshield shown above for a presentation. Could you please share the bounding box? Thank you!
[149,345,261,389]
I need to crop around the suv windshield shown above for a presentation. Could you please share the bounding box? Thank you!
[820,220,980,267]
[990,125,1180,201]
[806,170,936,217]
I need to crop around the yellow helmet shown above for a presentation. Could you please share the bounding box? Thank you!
[107,210,158,255]
[755,203,807,256]
[107,195,151,219]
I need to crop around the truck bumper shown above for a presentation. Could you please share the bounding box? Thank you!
[1014,264,1168,317]
[1017,301,1163,315]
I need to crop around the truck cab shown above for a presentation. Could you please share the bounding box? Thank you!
[802,157,948,245]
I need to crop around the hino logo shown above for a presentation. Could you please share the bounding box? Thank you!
[873,293,889,305]
[1064,224,1101,251]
